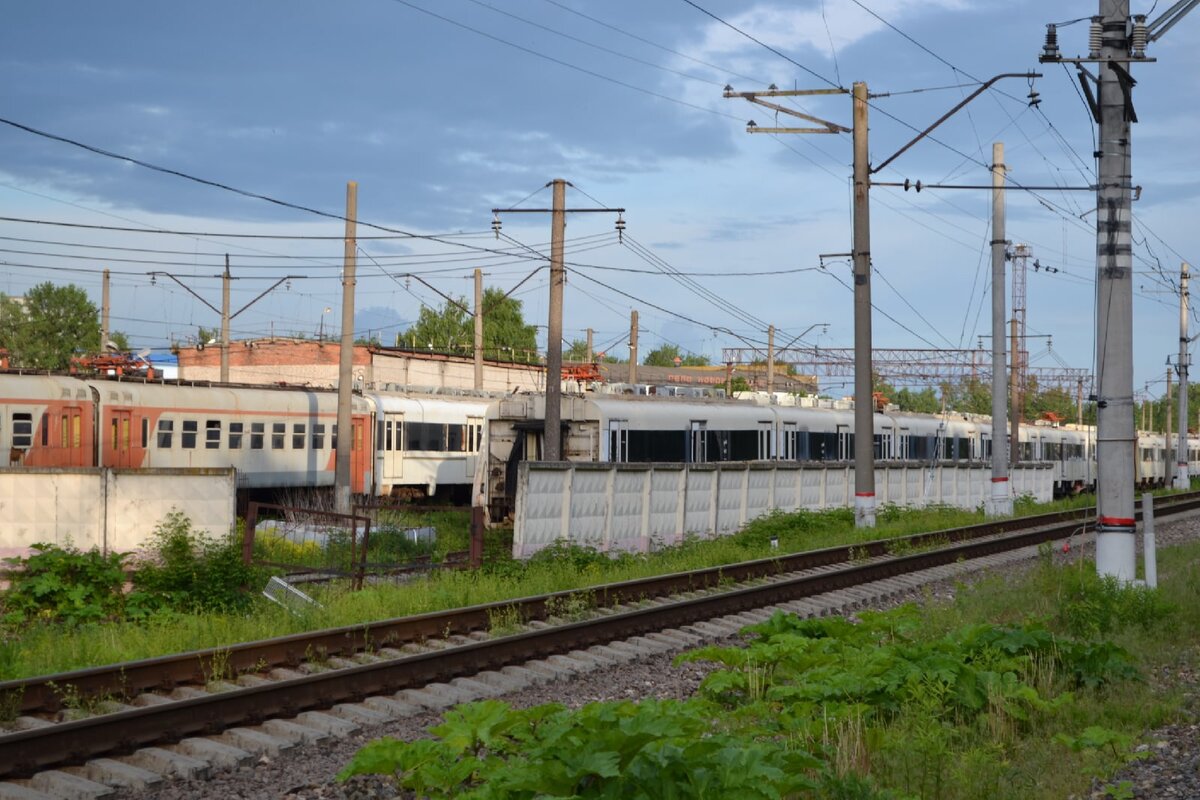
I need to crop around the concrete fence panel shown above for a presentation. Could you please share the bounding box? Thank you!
[513,461,1055,558]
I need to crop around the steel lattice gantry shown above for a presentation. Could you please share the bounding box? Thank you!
[720,346,1091,391]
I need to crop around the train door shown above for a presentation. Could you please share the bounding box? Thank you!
[690,421,707,463]
[757,421,772,460]
[109,409,133,468]
[782,421,798,461]
[878,426,894,460]
[608,419,628,462]
[351,416,368,494]
[383,412,403,480]
[465,415,482,477]
[837,424,852,461]
[897,427,910,460]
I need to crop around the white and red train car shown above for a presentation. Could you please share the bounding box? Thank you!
[0,374,490,500]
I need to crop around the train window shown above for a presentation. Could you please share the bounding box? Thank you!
[229,422,243,449]
[206,421,221,449]
[12,412,32,449]
[272,423,285,449]
[608,420,629,462]
[447,424,465,452]
[157,419,173,449]
[250,422,265,450]
[141,417,149,449]
[331,424,338,450]
[292,424,306,449]
[312,424,326,450]
[181,420,198,449]
[406,422,445,451]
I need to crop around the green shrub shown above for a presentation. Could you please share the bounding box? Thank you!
[130,511,262,615]
[1,544,128,626]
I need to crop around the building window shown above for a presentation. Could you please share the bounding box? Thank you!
[12,413,32,449]
[229,422,243,449]
[157,419,174,448]
[182,420,198,449]
[250,422,264,450]
[206,420,221,449]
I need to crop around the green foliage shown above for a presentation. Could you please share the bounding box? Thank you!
[642,343,709,367]
[398,288,538,363]
[340,698,821,798]
[130,511,261,615]
[0,282,101,369]
[1052,569,1176,639]
[564,339,622,363]
[1,544,127,626]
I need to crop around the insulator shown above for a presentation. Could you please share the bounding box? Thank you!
[1132,15,1148,58]
[150,274,156,286]
[491,213,502,239]
[614,214,626,243]
[1088,16,1102,58]
[1042,24,1060,61]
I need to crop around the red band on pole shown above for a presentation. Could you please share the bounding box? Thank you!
[855,492,875,497]
[990,477,1009,483]
[1097,516,1136,527]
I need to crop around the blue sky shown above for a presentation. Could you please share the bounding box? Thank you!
[1,0,1196,400]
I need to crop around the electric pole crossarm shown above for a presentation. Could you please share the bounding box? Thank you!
[155,272,222,315]
[228,276,302,320]
[871,73,1041,176]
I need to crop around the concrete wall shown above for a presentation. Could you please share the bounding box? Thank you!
[512,461,1054,557]
[0,468,236,557]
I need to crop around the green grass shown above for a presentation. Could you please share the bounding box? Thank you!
[0,489,1180,681]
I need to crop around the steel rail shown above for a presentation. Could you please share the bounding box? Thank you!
[0,493,1189,717]
[1,493,1198,776]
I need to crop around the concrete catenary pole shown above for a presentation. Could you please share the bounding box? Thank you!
[851,81,876,528]
[543,179,567,462]
[988,142,1012,515]
[629,310,639,386]
[100,268,110,351]
[1010,317,1020,465]
[335,181,358,515]
[220,255,231,384]
[1093,0,1137,581]
[766,325,775,396]
[1176,262,1190,489]
[1165,366,1173,486]
[473,268,484,390]
[586,327,593,363]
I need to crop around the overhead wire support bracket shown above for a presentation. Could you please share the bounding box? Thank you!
[723,85,849,134]
[870,72,1042,175]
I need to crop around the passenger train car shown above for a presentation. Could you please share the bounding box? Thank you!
[3,373,1195,512]
[484,390,1200,518]
[0,374,488,501]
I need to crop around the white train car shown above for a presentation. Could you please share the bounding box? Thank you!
[0,374,96,468]
[89,380,374,492]
[368,390,490,500]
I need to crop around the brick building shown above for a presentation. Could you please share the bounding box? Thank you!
[177,339,545,393]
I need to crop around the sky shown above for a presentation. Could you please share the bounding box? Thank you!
[1,0,1197,400]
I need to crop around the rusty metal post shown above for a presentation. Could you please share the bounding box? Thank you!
[470,506,485,568]
[242,502,260,566]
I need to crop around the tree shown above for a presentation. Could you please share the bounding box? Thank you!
[564,339,621,363]
[643,343,709,367]
[398,288,539,364]
[107,331,131,352]
[0,282,100,370]
[893,386,941,414]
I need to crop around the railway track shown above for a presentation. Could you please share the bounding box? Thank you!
[0,492,1194,793]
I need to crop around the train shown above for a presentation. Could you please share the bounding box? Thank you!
[2,374,1194,517]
